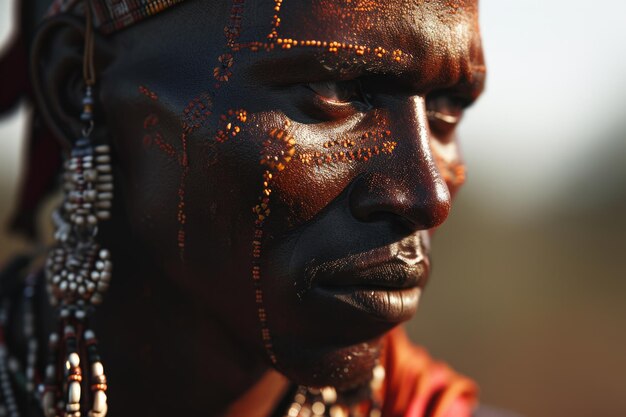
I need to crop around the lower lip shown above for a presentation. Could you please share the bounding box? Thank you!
[314,286,421,323]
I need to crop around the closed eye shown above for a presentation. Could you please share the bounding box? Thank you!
[426,94,468,139]
[306,79,371,108]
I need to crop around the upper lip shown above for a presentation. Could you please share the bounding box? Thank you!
[305,244,429,292]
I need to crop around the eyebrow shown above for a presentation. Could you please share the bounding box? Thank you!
[246,48,486,99]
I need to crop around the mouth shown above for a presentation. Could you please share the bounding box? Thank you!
[305,242,429,323]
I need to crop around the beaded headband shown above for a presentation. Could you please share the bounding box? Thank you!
[47,0,186,34]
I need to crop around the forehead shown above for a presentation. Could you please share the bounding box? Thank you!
[244,0,484,88]
[275,0,478,38]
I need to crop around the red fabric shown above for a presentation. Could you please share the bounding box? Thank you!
[382,327,478,417]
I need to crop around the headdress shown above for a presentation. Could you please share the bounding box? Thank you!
[47,0,186,34]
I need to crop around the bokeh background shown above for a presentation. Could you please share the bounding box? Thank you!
[1,0,625,416]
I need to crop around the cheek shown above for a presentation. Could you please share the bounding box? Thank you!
[107,93,184,266]
[430,138,465,198]
[105,86,260,289]
[263,111,400,232]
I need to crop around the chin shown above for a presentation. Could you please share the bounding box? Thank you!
[271,336,384,391]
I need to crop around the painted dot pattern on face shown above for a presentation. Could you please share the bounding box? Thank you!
[142,116,177,158]
[138,87,215,260]
[213,53,234,82]
[182,93,213,132]
[138,85,158,101]
[215,109,248,143]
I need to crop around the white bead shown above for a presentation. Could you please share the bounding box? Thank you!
[66,402,80,411]
[288,404,301,417]
[97,281,109,292]
[93,390,107,413]
[45,364,55,379]
[321,387,337,404]
[68,352,80,368]
[84,330,95,340]
[97,211,111,220]
[89,402,108,417]
[96,155,110,163]
[329,405,347,417]
[91,294,103,305]
[373,364,385,381]
[312,401,325,416]
[84,169,98,182]
[68,381,81,404]
[91,362,104,377]
[84,190,97,202]
[99,249,110,260]
[95,145,110,154]
[96,183,113,191]
[96,165,111,173]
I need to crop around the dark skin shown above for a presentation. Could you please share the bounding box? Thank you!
[30,0,485,415]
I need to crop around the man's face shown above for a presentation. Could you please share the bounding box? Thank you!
[103,0,485,388]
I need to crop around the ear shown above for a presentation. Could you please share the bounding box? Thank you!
[30,14,114,150]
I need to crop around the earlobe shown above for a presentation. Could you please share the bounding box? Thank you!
[30,14,113,150]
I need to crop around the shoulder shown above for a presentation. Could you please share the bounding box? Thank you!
[381,327,478,417]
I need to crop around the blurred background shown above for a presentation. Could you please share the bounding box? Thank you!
[1,0,625,416]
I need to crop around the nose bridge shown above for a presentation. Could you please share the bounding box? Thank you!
[349,96,451,230]
[390,96,437,180]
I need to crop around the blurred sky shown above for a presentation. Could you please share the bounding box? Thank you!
[460,0,626,218]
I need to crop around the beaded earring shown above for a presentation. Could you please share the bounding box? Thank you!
[41,2,111,416]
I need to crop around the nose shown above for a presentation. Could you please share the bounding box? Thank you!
[349,96,451,231]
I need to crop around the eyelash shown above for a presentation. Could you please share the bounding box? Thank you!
[426,95,468,139]
[304,80,372,120]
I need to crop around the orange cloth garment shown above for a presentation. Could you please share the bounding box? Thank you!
[381,327,478,417]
